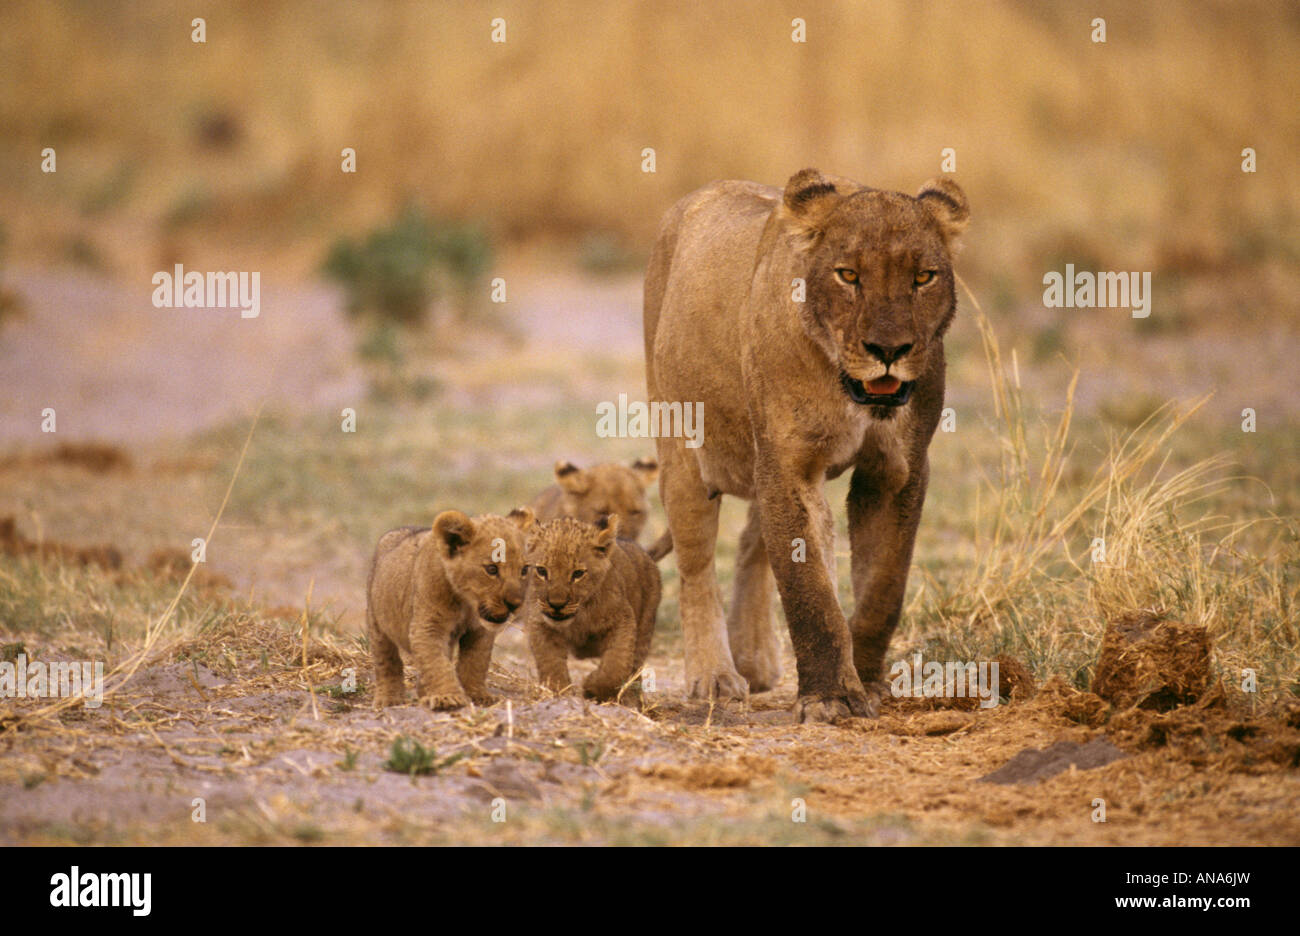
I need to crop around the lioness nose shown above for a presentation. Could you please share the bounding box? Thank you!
[864,342,912,365]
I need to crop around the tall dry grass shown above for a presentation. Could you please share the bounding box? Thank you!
[907,279,1299,696]
[1,0,1296,283]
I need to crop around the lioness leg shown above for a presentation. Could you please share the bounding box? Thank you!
[846,462,928,696]
[727,500,783,692]
[658,442,747,703]
[755,458,870,722]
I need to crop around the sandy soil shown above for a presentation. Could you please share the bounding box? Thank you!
[3,619,1297,845]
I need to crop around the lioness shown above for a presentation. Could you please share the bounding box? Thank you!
[530,458,659,543]
[644,169,969,722]
[366,507,534,710]
[523,515,661,703]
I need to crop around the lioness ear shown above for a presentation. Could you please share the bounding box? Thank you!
[779,168,844,250]
[917,178,970,246]
[554,460,589,495]
[507,506,536,530]
[593,514,619,553]
[630,457,659,487]
[433,510,476,558]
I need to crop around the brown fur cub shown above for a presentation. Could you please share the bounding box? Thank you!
[524,515,661,702]
[366,507,534,710]
[530,459,658,543]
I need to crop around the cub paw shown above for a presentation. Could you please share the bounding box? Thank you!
[374,686,407,709]
[420,692,470,711]
[582,676,632,702]
[468,692,498,707]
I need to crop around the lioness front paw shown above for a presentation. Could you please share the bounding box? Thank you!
[794,688,877,723]
[686,666,749,704]
[420,691,470,711]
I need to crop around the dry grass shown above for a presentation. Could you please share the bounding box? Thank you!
[1,0,1296,308]
[895,280,1300,699]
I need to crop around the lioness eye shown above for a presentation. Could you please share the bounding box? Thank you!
[914,270,936,286]
[572,569,586,581]
[484,564,499,577]
[835,268,859,285]
[536,567,548,580]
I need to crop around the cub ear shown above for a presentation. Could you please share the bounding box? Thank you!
[554,460,589,495]
[778,168,845,250]
[630,457,659,487]
[433,510,476,558]
[507,506,536,530]
[593,514,620,554]
[916,178,970,246]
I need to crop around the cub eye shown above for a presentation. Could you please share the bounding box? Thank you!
[536,567,548,580]
[914,270,936,286]
[484,564,499,577]
[571,569,586,581]
[835,268,859,285]
[520,565,530,578]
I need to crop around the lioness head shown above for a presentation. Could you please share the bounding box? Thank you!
[778,168,969,415]
[524,515,620,623]
[552,459,657,541]
[431,507,535,631]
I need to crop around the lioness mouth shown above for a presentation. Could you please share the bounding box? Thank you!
[840,372,914,406]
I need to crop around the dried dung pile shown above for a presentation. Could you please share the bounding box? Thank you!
[1091,611,1215,712]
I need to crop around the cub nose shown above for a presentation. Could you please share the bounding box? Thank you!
[548,598,567,612]
[863,342,913,365]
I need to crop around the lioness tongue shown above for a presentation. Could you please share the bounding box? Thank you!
[866,376,901,395]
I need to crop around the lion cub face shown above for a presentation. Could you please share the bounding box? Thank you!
[432,507,534,631]
[779,169,969,413]
[552,459,657,541]
[524,515,619,623]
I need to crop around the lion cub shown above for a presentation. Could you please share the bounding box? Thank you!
[366,507,534,711]
[530,459,658,543]
[524,515,661,702]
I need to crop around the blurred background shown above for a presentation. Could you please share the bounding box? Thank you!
[2,1,1296,292]
[0,1,1295,675]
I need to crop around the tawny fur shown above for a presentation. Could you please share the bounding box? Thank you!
[530,458,659,544]
[523,515,661,703]
[643,168,969,722]
[366,507,534,710]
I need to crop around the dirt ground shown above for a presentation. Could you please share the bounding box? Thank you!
[3,612,1298,845]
